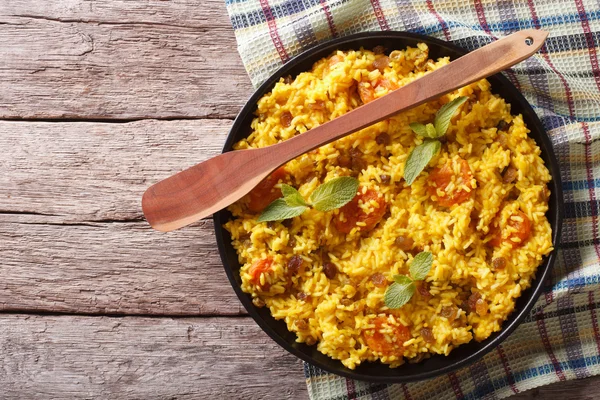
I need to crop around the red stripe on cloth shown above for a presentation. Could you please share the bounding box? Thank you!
[545,291,554,306]
[526,0,575,117]
[345,378,357,399]
[496,346,520,394]
[370,0,390,31]
[319,0,338,37]
[574,0,600,91]
[473,0,490,32]
[588,291,600,355]
[426,0,451,41]
[447,372,464,399]
[259,0,289,62]
[401,383,414,400]
[536,313,567,381]
[582,121,600,260]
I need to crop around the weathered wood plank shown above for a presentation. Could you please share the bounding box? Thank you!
[0,314,306,399]
[0,120,243,315]
[2,312,600,399]
[0,0,253,120]
[0,214,242,315]
[0,119,229,219]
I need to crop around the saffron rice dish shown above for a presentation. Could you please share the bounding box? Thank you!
[224,44,553,369]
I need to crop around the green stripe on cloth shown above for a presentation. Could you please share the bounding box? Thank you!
[225,0,600,398]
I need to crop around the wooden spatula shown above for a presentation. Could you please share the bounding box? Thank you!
[142,29,548,232]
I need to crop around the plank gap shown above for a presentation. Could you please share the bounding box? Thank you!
[0,116,238,123]
[0,309,249,319]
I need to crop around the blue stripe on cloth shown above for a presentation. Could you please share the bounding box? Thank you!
[551,275,600,291]
[557,297,589,378]
[564,179,600,191]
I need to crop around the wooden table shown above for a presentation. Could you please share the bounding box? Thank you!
[0,1,598,398]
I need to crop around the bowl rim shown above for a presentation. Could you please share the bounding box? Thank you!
[214,30,564,383]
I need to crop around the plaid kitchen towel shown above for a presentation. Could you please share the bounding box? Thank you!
[225,0,600,398]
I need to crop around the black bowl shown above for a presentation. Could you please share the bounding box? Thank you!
[214,31,563,383]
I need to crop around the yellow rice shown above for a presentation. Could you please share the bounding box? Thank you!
[224,44,553,369]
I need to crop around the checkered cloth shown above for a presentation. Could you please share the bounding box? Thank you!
[225,0,600,398]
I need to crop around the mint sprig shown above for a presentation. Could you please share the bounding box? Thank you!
[309,176,359,211]
[281,184,307,207]
[403,140,441,185]
[403,96,468,185]
[257,176,359,222]
[384,251,433,309]
[257,199,307,222]
[384,275,415,309]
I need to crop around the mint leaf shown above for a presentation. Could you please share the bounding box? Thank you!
[403,140,441,185]
[309,176,359,212]
[281,184,307,207]
[257,198,307,222]
[434,96,468,136]
[425,123,438,138]
[409,251,433,281]
[384,278,416,309]
[409,122,428,138]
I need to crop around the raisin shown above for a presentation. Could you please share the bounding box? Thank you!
[376,132,391,145]
[339,154,352,168]
[287,255,304,275]
[395,235,415,251]
[280,111,293,127]
[440,306,458,321]
[373,56,390,71]
[370,272,387,287]
[297,291,308,301]
[350,148,366,172]
[238,233,251,241]
[497,120,509,131]
[380,174,391,184]
[492,257,507,270]
[417,282,432,299]
[420,327,435,343]
[467,292,482,312]
[323,262,338,279]
[502,166,518,184]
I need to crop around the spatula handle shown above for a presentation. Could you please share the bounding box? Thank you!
[273,29,547,162]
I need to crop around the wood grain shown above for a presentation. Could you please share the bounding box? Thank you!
[0,0,253,120]
[0,120,244,315]
[0,314,306,399]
